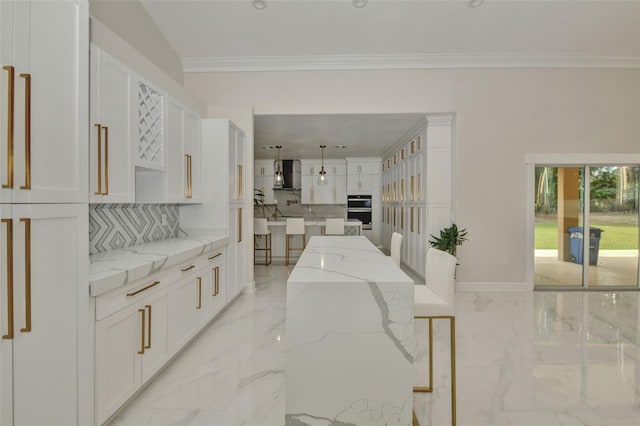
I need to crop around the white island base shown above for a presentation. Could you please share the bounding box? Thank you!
[286,236,414,426]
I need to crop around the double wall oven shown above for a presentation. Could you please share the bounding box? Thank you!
[347,195,372,230]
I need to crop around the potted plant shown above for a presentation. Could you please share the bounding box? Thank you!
[429,223,468,258]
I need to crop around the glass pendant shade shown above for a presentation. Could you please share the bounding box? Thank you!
[318,145,328,185]
[274,145,284,186]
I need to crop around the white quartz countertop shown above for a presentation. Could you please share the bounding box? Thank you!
[266,219,362,227]
[89,232,229,297]
[288,235,412,284]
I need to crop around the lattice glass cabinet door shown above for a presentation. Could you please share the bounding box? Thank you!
[137,81,165,167]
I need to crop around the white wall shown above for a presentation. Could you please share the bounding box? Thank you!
[89,0,183,85]
[185,68,640,287]
[90,12,204,116]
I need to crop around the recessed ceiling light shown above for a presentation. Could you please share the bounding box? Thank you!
[335,145,347,149]
[352,0,367,8]
[252,0,267,10]
[468,0,483,8]
[262,145,276,150]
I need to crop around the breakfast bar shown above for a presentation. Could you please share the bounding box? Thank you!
[285,236,414,425]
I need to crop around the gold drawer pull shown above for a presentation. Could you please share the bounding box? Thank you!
[145,304,152,349]
[18,73,30,190]
[181,264,195,272]
[19,218,30,332]
[102,126,109,195]
[2,218,13,339]
[138,308,145,354]
[126,280,160,297]
[208,253,221,260]
[2,66,14,189]
[94,124,102,195]
[196,277,202,309]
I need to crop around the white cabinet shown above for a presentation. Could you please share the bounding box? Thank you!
[0,203,88,426]
[228,206,245,299]
[166,99,202,203]
[347,158,381,195]
[300,160,347,204]
[168,273,199,351]
[196,250,227,326]
[254,159,275,205]
[90,46,134,203]
[184,109,202,202]
[1,0,88,204]
[95,281,170,426]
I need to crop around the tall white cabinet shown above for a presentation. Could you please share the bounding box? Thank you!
[381,115,453,277]
[300,159,347,204]
[0,1,90,425]
[180,119,247,300]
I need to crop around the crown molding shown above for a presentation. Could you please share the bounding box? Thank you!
[183,53,640,73]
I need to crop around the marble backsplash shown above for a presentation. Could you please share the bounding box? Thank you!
[89,204,180,255]
[255,189,347,220]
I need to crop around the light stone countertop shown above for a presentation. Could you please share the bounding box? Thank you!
[89,230,229,297]
[265,219,362,227]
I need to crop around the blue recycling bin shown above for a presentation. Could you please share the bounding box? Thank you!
[568,227,603,265]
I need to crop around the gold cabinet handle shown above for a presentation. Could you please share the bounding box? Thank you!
[94,124,102,195]
[410,208,414,233]
[18,74,30,190]
[102,126,109,195]
[213,266,219,296]
[418,208,421,234]
[2,219,13,339]
[410,176,414,201]
[184,154,191,198]
[401,207,404,229]
[237,208,242,243]
[2,66,14,189]
[196,277,202,309]
[237,164,243,199]
[208,252,221,260]
[138,308,145,354]
[19,218,30,332]
[126,280,160,297]
[188,154,193,198]
[145,304,151,349]
[181,264,195,272]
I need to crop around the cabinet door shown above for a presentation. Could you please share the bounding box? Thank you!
[90,47,134,203]
[165,98,185,202]
[0,205,12,424]
[169,274,198,351]
[12,0,87,204]
[301,175,313,204]
[196,268,214,326]
[228,207,244,299]
[334,175,347,204]
[10,204,87,425]
[140,289,170,383]
[184,110,202,203]
[212,261,227,314]
[95,303,142,426]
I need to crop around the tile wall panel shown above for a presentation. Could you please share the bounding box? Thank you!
[89,204,179,254]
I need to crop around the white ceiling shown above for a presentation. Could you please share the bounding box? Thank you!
[141,0,639,160]
[254,113,426,159]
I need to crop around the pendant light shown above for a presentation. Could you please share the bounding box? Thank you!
[274,145,284,187]
[318,145,328,186]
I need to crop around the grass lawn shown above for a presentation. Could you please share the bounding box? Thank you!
[535,220,638,250]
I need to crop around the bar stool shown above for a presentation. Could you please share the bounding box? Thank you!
[285,218,306,266]
[413,248,457,426]
[325,218,345,235]
[390,232,403,267]
[253,218,272,266]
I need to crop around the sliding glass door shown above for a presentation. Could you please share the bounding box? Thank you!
[534,165,639,289]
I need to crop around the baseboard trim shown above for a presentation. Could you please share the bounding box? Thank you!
[456,281,532,292]
[245,281,256,293]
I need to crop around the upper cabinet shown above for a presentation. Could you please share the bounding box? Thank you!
[346,158,381,195]
[90,47,134,203]
[254,159,275,205]
[89,44,203,205]
[1,0,88,204]
[300,159,347,204]
[229,123,246,204]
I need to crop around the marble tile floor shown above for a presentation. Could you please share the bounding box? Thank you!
[109,265,640,426]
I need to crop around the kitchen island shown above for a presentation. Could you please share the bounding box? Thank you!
[285,236,414,426]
